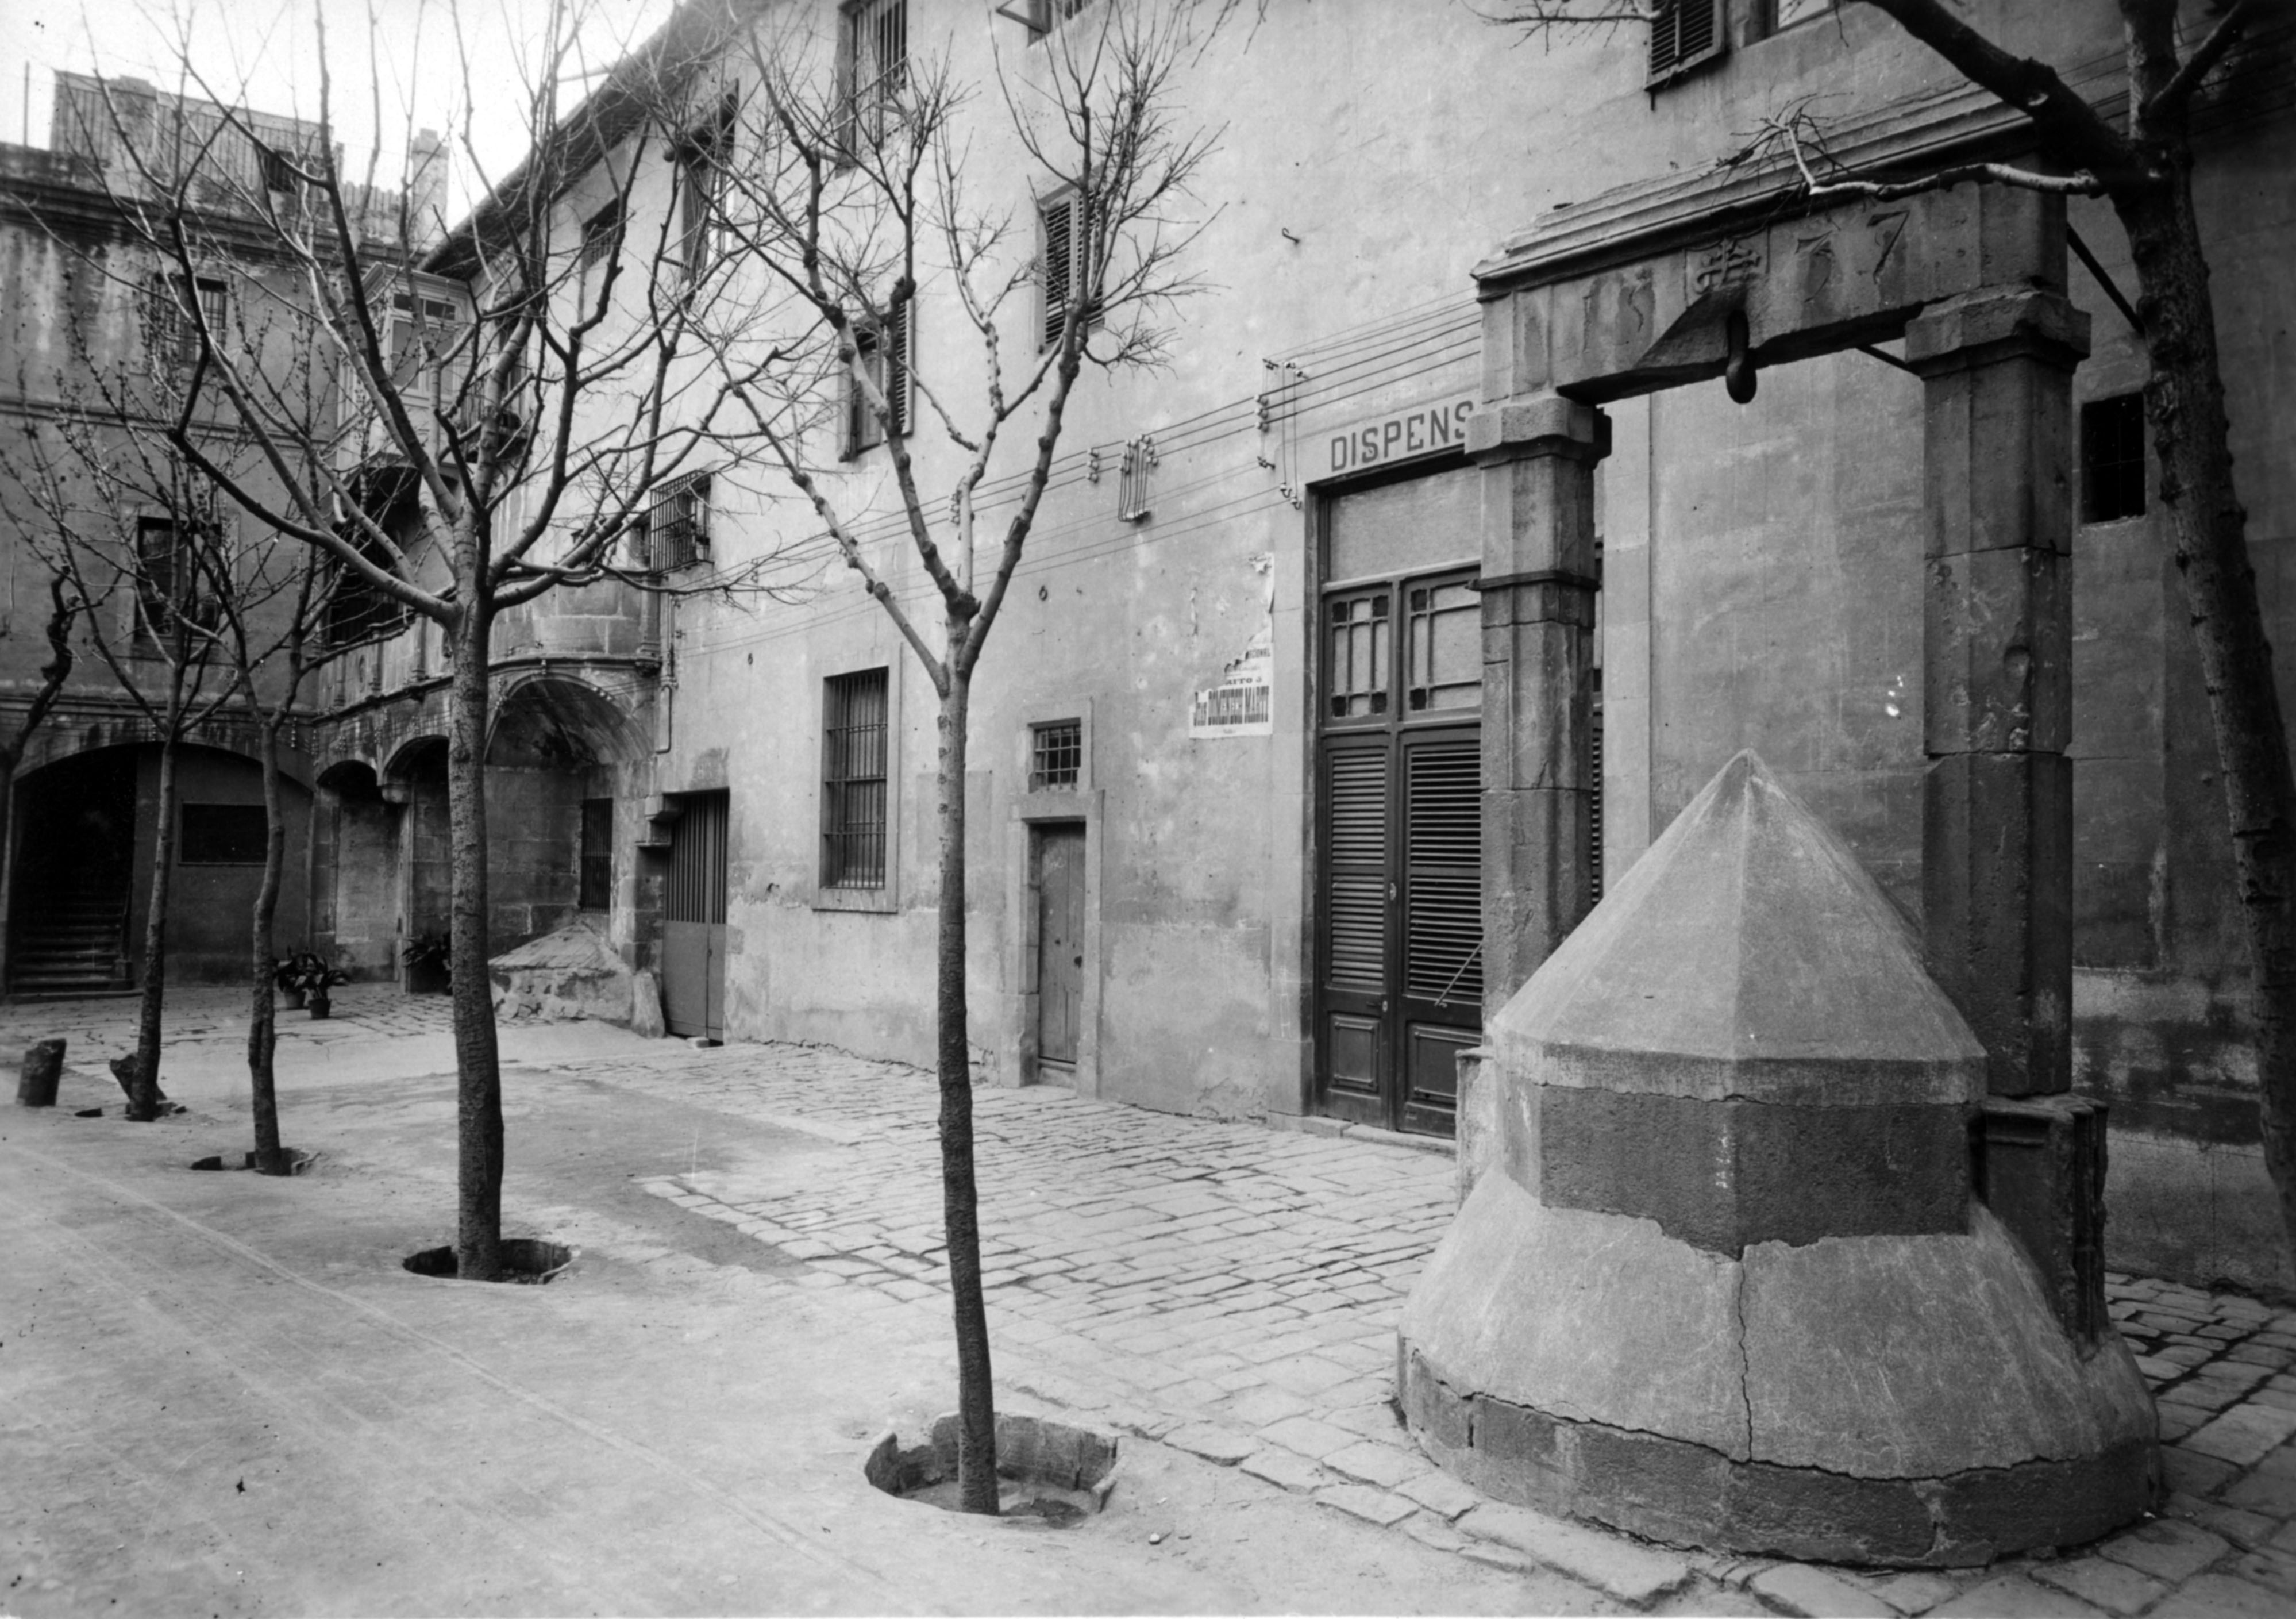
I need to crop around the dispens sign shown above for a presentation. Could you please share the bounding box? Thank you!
[1327,395,1476,476]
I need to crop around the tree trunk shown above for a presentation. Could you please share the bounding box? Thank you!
[937,660,998,1514]
[246,713,288,1174]
[448,600,506,1280]
[128,728,180,1122]
[2116,172,2296,1257]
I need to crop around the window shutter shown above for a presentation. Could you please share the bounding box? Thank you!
[1041,193,1074,349]
[886,299,910,439]
[1648,0,1725,85]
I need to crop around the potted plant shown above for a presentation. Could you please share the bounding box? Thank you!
[273,953,307,1010]
[279,951,350,1018]
[401,930,452,995]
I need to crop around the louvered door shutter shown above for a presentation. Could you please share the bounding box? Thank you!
[1324,745,1389,995]
[1402,737,1480,1010]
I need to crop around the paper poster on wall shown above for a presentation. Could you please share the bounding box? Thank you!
[1189,552,1276,739]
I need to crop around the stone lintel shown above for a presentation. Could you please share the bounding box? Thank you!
[1904,286,2091,376]
[1466,395,1609,463]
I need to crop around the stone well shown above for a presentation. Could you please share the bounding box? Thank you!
[1397,752,2158,1566]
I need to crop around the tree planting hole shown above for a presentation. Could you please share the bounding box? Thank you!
[190,1149,315,1174]
[865,1413,1116,1528]
[402,1239,576,1284]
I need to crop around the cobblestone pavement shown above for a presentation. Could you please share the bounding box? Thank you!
[579,1037,2296,1617]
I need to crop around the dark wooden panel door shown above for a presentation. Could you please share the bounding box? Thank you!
[1397,730,1481,1135]
[1035,824,1086,1069]
[1317,737,1392,1128]
[662,790,727,1040]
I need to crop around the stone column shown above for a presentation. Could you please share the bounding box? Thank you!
[1905,284,2089,1098]
[1467,395,1608,1015]
[1908,280,2100,1342]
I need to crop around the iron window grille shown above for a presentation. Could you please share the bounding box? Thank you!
[1116,436,1155,522]
[179,803,269,866]
[822,668,890,889]
[144,272,226,371]
[580,197,625,270]
[2081,393,2148,524]
[643,472,712,571]
[839,0,907,156]
[1030,720,1082,791]
[1647,0,1725,87]
[1039,188,1100,351]
[846,301,912,455]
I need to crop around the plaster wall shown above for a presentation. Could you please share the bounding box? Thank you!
[121,744,311,985]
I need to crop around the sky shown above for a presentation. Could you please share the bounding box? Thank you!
[0,0,676,217]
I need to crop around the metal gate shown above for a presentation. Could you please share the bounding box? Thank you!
[662,790,727,1040]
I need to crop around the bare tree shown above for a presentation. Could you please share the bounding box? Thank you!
[698,0,1216,1511]
[48,0,795,1273]
[0,576,83,913]
[1480,0,2294,1255]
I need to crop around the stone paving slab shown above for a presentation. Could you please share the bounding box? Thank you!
[567,1035,2296,1616]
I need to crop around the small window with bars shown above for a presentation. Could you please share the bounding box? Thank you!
[2081,393,2147,524]
[1647,0,1725,86]
[823,668,889,889]
[840,0,907,155]
[580,198,624,271]
[1039,189,1100,351]
[145,272,226,371]
[1030,720,1082,791]
[179,803,269,866]
[642,472,712,571]
[845,302,911,455]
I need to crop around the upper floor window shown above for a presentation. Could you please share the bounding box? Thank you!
[580,197,624,272]
[1755,0,1835,34]
[390,292,468,410]
[1038,189,1099,351]
[2082,393,2148,524]
[1647,0,1725,87]
[1030,720,1082,791]
[845,302,911,455]
[643,472,712,571]
[840,0,907,154]
[672,98,734,284]
[144,272,226,371]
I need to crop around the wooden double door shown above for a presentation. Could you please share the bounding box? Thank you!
[662,790,728,1040]
[1315,555,1484,1137]
[1318,725,1482,1136]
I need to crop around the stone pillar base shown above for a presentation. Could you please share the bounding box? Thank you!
[1397,1180,2160,1567]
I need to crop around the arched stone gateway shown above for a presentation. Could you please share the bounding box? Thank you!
[1401,754,2156,1564]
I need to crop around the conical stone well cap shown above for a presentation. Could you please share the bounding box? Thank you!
[1492,751,1985,1105]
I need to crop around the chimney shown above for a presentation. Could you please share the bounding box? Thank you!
[407,126,448,248]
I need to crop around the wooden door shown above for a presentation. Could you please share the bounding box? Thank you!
[1317,739,1393,1127]
[662,790,727,1039]
[1035,824,1086,1070]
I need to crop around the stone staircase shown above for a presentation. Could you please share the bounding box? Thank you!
[10,891,132,998]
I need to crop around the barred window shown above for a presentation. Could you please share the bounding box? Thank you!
[145,272,226,370]
[180,804,268,866]
[580,198,624,270]
[822,668,889,889]
[1030,720,1082,791]
[642,473,712,571]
